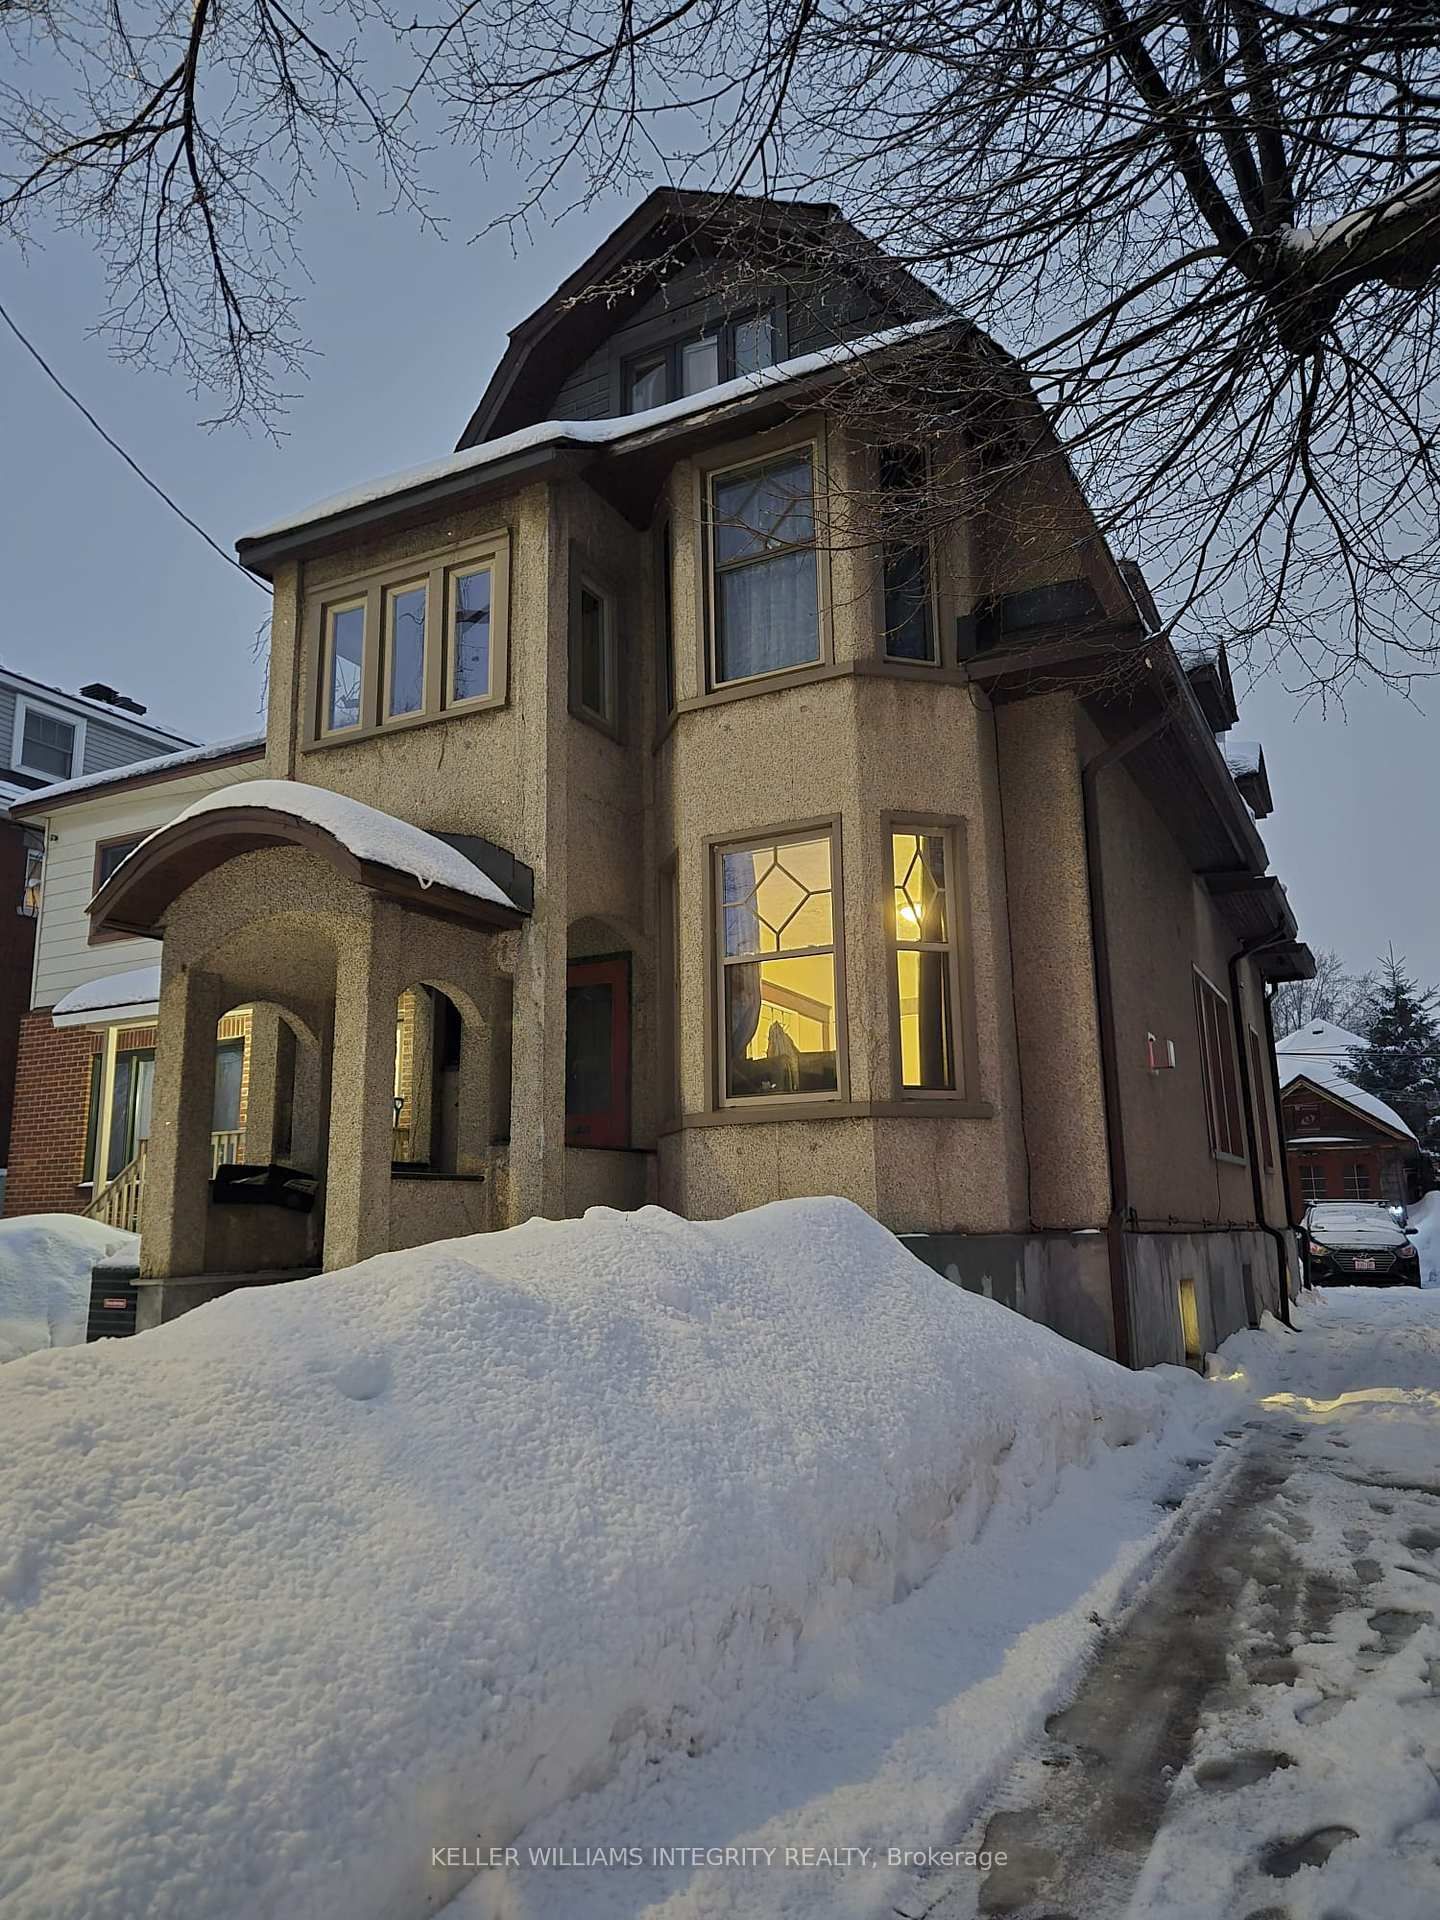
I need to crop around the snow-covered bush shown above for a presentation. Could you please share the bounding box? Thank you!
[0,1214,137,1365]
[0,1199,1160,1919]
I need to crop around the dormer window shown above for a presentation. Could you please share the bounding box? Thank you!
[624,308,777,413]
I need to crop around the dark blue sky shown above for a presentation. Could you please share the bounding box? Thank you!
[0,151,1431,986]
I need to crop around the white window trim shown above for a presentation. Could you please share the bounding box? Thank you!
[13,695,85,781]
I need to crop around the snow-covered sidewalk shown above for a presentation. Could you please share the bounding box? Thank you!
[936,1286,1440,1919]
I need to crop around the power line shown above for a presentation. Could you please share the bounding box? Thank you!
[0,296,270,594]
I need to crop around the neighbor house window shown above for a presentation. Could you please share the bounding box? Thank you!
[15,700,80,780]
[1300,1163,1327,1202]
[624,308,777,413]
[19,842,43,918]
[710,449,821,685]
[1343,1162,1373,1199]
[716,827,841,1102]
[89,835,145,942]
[81,1052,102,1182]
[107,1046,154,1180]
[570,574,619,731]
[94,835,144,890]
[1194,970,1245,1159]
[879,447,936,663]
[1248,1027,1275,1170]
[890,826,965,1092]
[306,531,510,742]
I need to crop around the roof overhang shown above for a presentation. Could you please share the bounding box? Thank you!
[237,318,976,571]
[968,624,1277,885]
[7,741,265,820]
[89,805,529,940]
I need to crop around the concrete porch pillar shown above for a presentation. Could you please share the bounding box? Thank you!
[141,962,224,1278]
[323,925,397,1270]
[406,987,436,1165]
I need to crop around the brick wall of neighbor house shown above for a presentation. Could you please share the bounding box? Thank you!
[0,824,38,1166]
[3,1013,101,1216]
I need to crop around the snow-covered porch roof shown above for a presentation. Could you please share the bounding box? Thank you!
[88,780,530,942]
[51,963,162,1029]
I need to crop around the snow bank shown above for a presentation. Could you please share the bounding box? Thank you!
[0,1215,137,1365]
[0,1200,1161,1920]
[153,779,518,909]
[1407,1189,1440,1287]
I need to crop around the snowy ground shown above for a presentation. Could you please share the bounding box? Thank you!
[934,1286,1440,1919]
[3,1207,1438,1920]
[0,1214,137,1364]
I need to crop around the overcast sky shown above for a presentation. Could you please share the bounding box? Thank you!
[1,150,1433,989]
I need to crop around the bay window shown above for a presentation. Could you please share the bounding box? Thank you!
[709,448,821,685]
[716,827,842,1102]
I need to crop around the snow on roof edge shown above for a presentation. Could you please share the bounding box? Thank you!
[1275,1021,1416,1142]
[153,780,518,911]
[11,733,265,811]
[241,315,962,546]
[51,963,162,1023]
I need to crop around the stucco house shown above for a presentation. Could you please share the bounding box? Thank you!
[81,190,1312,1366]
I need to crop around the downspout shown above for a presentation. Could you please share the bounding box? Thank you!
[1081,708,1171,1370]
[1228,931,1293,1330]
[1261,984,1299,1326]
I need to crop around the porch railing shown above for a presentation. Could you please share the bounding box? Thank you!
[211,1129,245,1172]
[85,1130,247,1237]
[86,1141,147,1235]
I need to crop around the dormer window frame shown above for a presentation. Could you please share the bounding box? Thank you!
[622,303,780,415]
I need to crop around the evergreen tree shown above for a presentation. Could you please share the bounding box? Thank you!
[1345,949,1440,1155]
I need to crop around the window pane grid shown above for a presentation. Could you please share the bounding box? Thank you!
[718,832,839,1101]
[711,451,821,685]
[890,827,960,1093]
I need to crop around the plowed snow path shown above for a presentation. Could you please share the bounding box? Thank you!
[932,1287,1440,1920]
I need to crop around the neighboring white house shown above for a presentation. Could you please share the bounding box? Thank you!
[4,736,265,1220]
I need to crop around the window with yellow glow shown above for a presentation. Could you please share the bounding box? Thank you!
[717,831,839,1100]
[891,828,959,1091]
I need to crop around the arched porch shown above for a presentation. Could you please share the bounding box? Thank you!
[89,786,529,1321]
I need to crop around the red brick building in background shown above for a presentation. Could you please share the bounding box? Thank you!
[0,799,43,1170]
[1276,1019,1421,1215]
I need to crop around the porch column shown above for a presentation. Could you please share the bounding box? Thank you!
[406,988,436,1165]
[506,927,567,1223]
[291,1026,325,1172]
[323,928,397,1270]
[141,962,223,1278]
[240,1005,285,1164]
[454,980,495,1179]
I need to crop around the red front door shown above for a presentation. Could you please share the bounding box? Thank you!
[565,957,631,1148]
